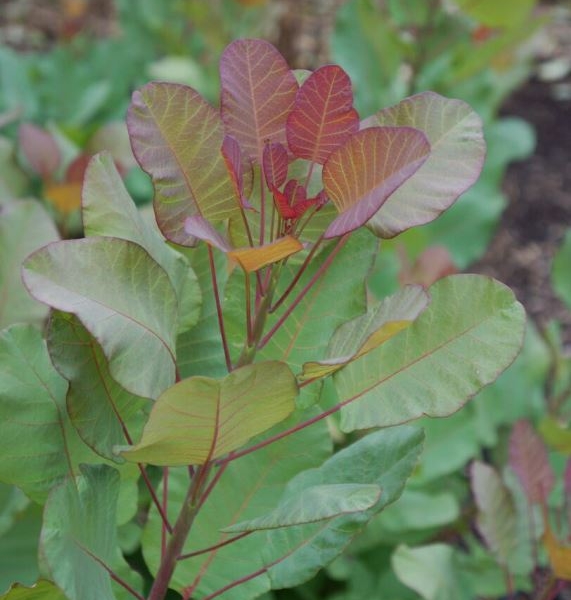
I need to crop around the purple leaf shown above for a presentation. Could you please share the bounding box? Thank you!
[287,65,359,165]
[18,123,61,178]
[221,134,253,208]
[263,142,289,189]
[220,39,298,164]
[323,127,430,239]
[509,419,555,504]
[127,82,239,246]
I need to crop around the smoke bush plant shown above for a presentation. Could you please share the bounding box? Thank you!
[0,39,525,599]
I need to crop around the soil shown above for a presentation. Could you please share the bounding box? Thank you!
[471,23,571,347]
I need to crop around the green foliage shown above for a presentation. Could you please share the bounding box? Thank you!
[0,32,531,600]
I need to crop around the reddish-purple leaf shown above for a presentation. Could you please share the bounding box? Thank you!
[184,215,232,252]
[65,153,91,184]
[221,134,253,208]
[263,142,289,189]
[220,39,298,164]
[287,65,359,165]
[323,127,430,239]
[284,179,306,206]
[18,123,61,178]
[127,82,239,246]
[509,419,555,504]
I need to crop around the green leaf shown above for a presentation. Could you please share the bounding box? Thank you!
[40,465,120,600]
[0,501,42,590]
[82,152,202,333]
[0,200,60,329]
[238,229,377,407]
[0,581,67,600]
[470,461,517,567]
[552,229,571,310]
[0,325,97,502]
[263,426,425,591]
[392,544,469,600]
[127,82,239,246]
[47,312,150,461]
[22,237,178,399]
[336,275,525,431]
[223,484,381,533]
[142,415,332,598]
[176,245,229,379]
[453,0,535,26]
[0,483,28,537]
[121,361,297,466]
[365,92,485,239]
[300,284,429,381]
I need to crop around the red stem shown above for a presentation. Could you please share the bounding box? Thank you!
[82,545,145,600]
[161,467,169,560]
[178,531,252,561]
[258,234,350,349]
[270,234,324,313]
[207,245,232,373]
[138,466,173,534]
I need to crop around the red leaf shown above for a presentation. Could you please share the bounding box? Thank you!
[284,179,306,206]
[271,185,297,220]
[509,419,555,504]
[18,123,61,178]
[65,153,92,184]
[263,142,289,189]
[287,65,359,165]
[323,127,430,239]
[220,39,298,164]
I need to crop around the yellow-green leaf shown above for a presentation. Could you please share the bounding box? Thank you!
[121,361,297,466]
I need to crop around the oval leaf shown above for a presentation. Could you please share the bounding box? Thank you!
[227,236,304,273]
[0,325,98,502]
[18,124,60,178]
[220,39,298,164]
[336,275,525,431]
[127,83,239,245]
[263,142,289,189]
[0,200,60,329]
[323,127,430,238]
[47,312,149,461]
[22,237,178,399]
[287,65,359,165]
[364,92,485,238]
[82,153,202,334]
[301,285,430,381]
[40,465,120,600]
[223,483,381,533]
[509,419,554,504]
[470,461,517,566]
[121,361,297,466]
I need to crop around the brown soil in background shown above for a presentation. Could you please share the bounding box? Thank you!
[471,74,571,345]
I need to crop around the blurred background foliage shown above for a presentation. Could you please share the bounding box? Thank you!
[1,0,571,598]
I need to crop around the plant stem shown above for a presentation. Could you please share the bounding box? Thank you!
[207,245,232,373]
[138,466,173,535]
[270,234,324,313]
[147,465,211,600]
[161,467,169,560]
[178,531,252,560]
[258,233,349,349]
